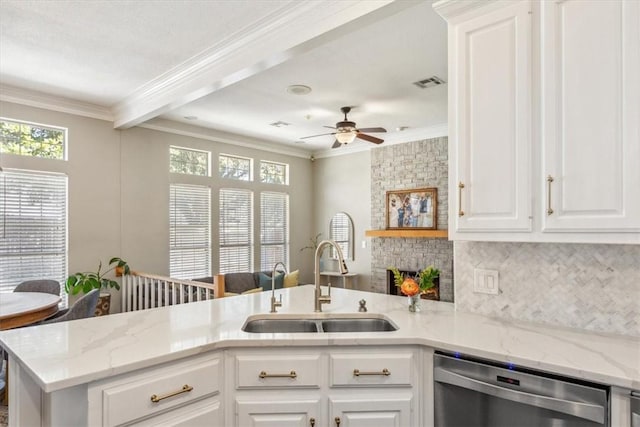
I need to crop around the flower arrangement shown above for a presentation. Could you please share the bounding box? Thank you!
[390,266,440,297]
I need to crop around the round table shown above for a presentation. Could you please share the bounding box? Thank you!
[0,292,61,330]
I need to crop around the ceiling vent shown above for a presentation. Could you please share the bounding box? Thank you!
[269,121,290,128]
[413,76,446,89]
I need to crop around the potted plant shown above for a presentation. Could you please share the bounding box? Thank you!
[65,257,130,316]
[300,233,323,271]
[390,265,440,312]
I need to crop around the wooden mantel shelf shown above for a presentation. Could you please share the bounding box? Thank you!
[365,229,449,239]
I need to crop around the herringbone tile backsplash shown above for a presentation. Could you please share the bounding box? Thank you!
[455,241,640,337]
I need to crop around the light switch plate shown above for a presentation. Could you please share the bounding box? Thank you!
[473,268,500,295]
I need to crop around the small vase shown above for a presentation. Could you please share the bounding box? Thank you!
[408,294,420,312]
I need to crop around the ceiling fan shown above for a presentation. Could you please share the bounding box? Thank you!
[301,106,386,148]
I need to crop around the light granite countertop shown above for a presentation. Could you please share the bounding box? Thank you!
[0,285,638,393]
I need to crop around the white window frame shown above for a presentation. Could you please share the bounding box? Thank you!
[169,146,211,177]
[0,169,68,303]
[219,188,254,274]
[260,191,289,271]
[260,160,289,185]
[0,117,67,160]
[169,184,211,279]
[219,154,253,181]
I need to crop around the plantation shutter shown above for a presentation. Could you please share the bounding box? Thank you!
[219,188,253,273]
[0,169,67,296]
[260,192,289,271]
[169,184,211,279]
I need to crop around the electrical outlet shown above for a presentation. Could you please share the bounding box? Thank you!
[361,240,367,249]
[473,268,500,295]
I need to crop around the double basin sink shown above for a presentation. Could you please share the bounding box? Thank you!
[242,313,398,333]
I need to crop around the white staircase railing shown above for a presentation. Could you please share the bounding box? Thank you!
[121,272,222,313]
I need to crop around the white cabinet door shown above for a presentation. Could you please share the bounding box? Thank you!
[541,0,640,233]
[451,1,532,233]
[236,398,322,427]
[329,395,413,427]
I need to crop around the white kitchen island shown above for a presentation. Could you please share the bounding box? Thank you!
[1,285,638,426]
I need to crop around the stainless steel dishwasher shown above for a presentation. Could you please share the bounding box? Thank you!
[434,352,609,427]
[631,391,640,427]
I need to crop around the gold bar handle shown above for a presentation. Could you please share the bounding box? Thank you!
[335,416,341,426]
[546,175,554,215]
[353,368,390,377]
[259,370,297,379]
[458,182,465,217]
[310,417,316,427]
[150,384,193,403]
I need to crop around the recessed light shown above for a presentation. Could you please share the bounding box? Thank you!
[286,85,312,95]
[396,126,410,132]
[184,116,198,120]
[270,121,291,128]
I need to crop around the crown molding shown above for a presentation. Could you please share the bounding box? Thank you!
[312,123,449,159]
[0,84,113,121]
[433,0,515,22]
[138,119,311,159]
[112,0,396,129]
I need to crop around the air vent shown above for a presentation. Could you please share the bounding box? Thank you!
[413,76,446,89]
[269,121,290,128]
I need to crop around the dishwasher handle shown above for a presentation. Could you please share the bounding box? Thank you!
[434,367,605,424]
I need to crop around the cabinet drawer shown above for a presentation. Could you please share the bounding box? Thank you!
[235,353,322,389]
[95,353,221,427]
[330,352,413,387]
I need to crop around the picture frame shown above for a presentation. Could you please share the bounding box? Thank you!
[385,188,437,230]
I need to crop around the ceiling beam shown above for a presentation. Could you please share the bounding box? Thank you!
[111,0,413,129]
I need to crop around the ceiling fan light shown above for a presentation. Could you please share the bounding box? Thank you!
[336,131,357,144]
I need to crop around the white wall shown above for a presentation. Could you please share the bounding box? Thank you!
[312,151,372,289]
[1,101,315,312]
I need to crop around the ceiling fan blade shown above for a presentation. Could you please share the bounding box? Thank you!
[300,131,336,139]
[356,127,387,133]
[356,133,384,144]
[331,140,342,149]
[323,126,337,130]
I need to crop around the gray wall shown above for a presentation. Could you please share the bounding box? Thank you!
[312,151,372,289]
[1,101,314,312]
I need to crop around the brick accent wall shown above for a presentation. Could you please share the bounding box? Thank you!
[370,137,454,301]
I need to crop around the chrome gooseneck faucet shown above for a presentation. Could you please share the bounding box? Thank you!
[314,240,348,312]
[270,261,287,313]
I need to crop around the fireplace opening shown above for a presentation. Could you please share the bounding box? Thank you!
[386,268,440,301]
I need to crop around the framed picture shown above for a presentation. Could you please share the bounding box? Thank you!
[385,188,437,230]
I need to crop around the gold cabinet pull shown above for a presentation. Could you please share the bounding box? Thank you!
[546,175,554,215]
[259,370,297,379]
[150,384,193,403]
[309,417,316,427]
[353,368,390,377]
[335,416,341,426]
[458,182,465,216]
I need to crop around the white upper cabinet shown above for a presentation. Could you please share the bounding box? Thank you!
[541,0,640,233]
[435,0,640,244]
[450,1,532,234]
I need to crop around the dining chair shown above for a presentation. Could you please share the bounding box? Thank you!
[14,279,60,296]
[41,289,99,324]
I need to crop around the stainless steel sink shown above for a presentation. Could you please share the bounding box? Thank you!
[242,314,398,333]
[242,319,319,333]
[321,318,397,332]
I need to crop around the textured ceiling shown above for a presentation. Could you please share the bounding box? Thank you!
[0,0,447,154]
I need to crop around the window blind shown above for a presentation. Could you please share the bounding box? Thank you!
[0,169,67,297]
[219,188,253,273]
[169,184,211,280]
[330,212,350,259]
[260,192,289,271]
